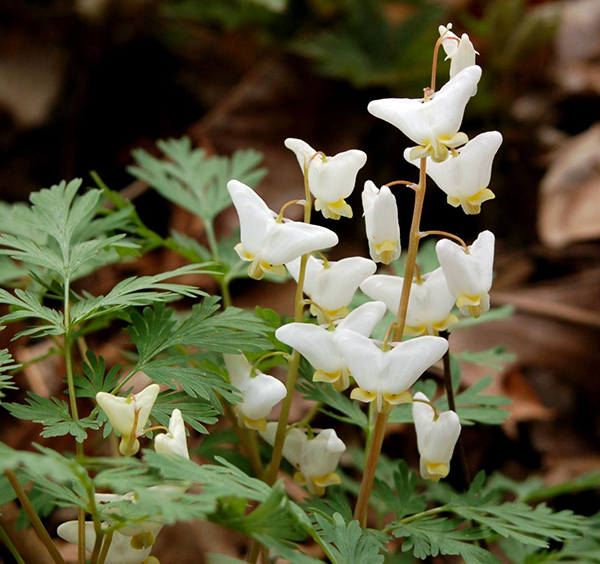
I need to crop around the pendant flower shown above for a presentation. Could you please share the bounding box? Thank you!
[154,408,189,459]
[224,353,287,432]
[96,384,160,456]
[362,181,401,264]
[404,131,502,215]
[285,138,367,220]
[275,301,387,391]
[436,230,494,318]
[368,65,482,163]
[439,24,478,80]
[286,255,376,323]
[261,423,346,496]
[227,180,339,280]
[360,268,458,336]
[413,391,461,482]
[336,331,448,412]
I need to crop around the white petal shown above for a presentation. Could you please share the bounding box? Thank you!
[238,372,287,420]
[360,274,402,315]
[334,331,383,392]
[362,182,400,263]
[439,24,460,58]
[261,422,306,468]
[133,384,160,434]
[449,34,477,79]
[301,428,346,478]
[227,180,275,256]
[223,353,252,389]
[308,149,367,201]
[284,138,317,171]
[336,301,387,336]
[154,408,189,459]
[286,255,321,297]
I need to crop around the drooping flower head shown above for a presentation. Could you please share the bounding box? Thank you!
[405,131,502,215]
[336,331,448,412]
[154,408,189,459]
[261,423,346,496]
[227,180,338,280]
[361,268,457,336]
[362,181,401,265]
[436,230,495,318]
[285,138,367,220]
[286,255,376,323]
[223,353,287,432]
[368,65,482,163]
[439,24,478,80]
[275,301,387,391]
[413,391,461,482]
[96,383,160,456]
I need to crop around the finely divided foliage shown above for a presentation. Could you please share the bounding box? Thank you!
[0,26,596,564]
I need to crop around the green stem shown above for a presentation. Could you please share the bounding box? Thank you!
[220,278,233,308]
[0,523,26,564]
[97,531,113,564]
[204,219,220,263]
[4,470,66,564]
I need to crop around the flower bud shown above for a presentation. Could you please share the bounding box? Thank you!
[362,181,401,264]
[154,408,189,459]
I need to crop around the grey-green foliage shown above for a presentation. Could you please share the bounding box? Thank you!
[0,348,19,401]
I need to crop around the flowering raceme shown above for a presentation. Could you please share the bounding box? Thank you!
[413,391,461,482]
[362,181,401,264]
[261,423,346,495]
[361,267,458,336]
[368,65,482,163]
[285,138,367,220]
[223,353,287,432]
[227,180,338,280]
[275,301,387,391]
[405,131,503,214]
[96,383,160,456]
[436,230,495,318]
[286,255,376,322]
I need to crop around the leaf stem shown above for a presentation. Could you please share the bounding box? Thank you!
[4,470,66,564]
[0,523,26,564]
[97,531,113,564]
[222,400,263,479]
[204,219,220,263]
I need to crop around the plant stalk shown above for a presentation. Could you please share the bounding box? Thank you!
[96,531,113,564]
[0,523,26,564]
[4,470,66,564]
[222,400,263,479]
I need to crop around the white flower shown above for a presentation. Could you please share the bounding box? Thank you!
[285,138,367,220]
[96,384,160,456]
[336,331,448,412]
[223,353,287,432]
[404,131,502,215]
[413,391,461,482]
[360,268,457,336]
[439,24,478,80]
[367,65,482,163]
[261,423,346,496]
[227,180,339,280]
[436,230,494,318]
[275,301,387,391]
[154,409,189,459]
[286,255,376,323]
[362,181,401,264]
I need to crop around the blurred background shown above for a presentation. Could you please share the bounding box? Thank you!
[1,0,600,560]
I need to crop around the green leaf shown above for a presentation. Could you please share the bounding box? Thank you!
[0,288,65,338]
[74,351,121,398]
[450,305,515,331]
[373,460,426,519]
[454,347,516,371]
[152,392,219,434]
[3,393,99,442]
[0,348,19,401]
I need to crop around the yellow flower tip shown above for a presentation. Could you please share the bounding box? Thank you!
[293,471,307,486]
[234,243,253,261]
[332,377,348,392]
[142,558,160,564]
[315,198,353,220]
[247,261,265,280]
[243,416,268,433]
[383,391,413,406]
[425,461,449,479]
[374,239,398,265]
[350,388,377,404]
[404,324,427,337]
[130,532,156,550]
[247,259,286,280]
[456,294,481,309]
[119,437,140,456]
[433,313,459,332]
[409,144,432,161]
[313,369,341,384]
[468,304,482,318]
[313,472,341,488]
[310,304,349,324]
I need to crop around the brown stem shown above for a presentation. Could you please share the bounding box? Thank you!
[420,230,468,250]
[4,471,66,564]
[385,180,417,190]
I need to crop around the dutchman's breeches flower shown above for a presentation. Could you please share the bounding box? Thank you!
[223,353,287,432]
[362,181,401,264]
[439,24,479,80]
[361,267,457,336]
[96,383,160,456]
[336,331,448,413]
[368,65,482,163]
[413,391,461,482]
[405,131,503,214]
[436,230,495,318]
[275,301,387,391]
[227,180,338,280]
[285,138,367,220]
[261,423,346,496]
[154,408,189,459]
[286,255,376,322]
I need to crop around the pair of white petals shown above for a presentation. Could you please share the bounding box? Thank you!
[287,255,376,322]
[436,230,495,318]
[362,181,401,265]
[223,353,287,431]
[439,24,478,81]
[361,267,457,336]
[413,391,461,482]
[228,180,338,280]
[261,423,346,496]
[368,65,482,163]
[285,138,367,220]
[276,301,387,391]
